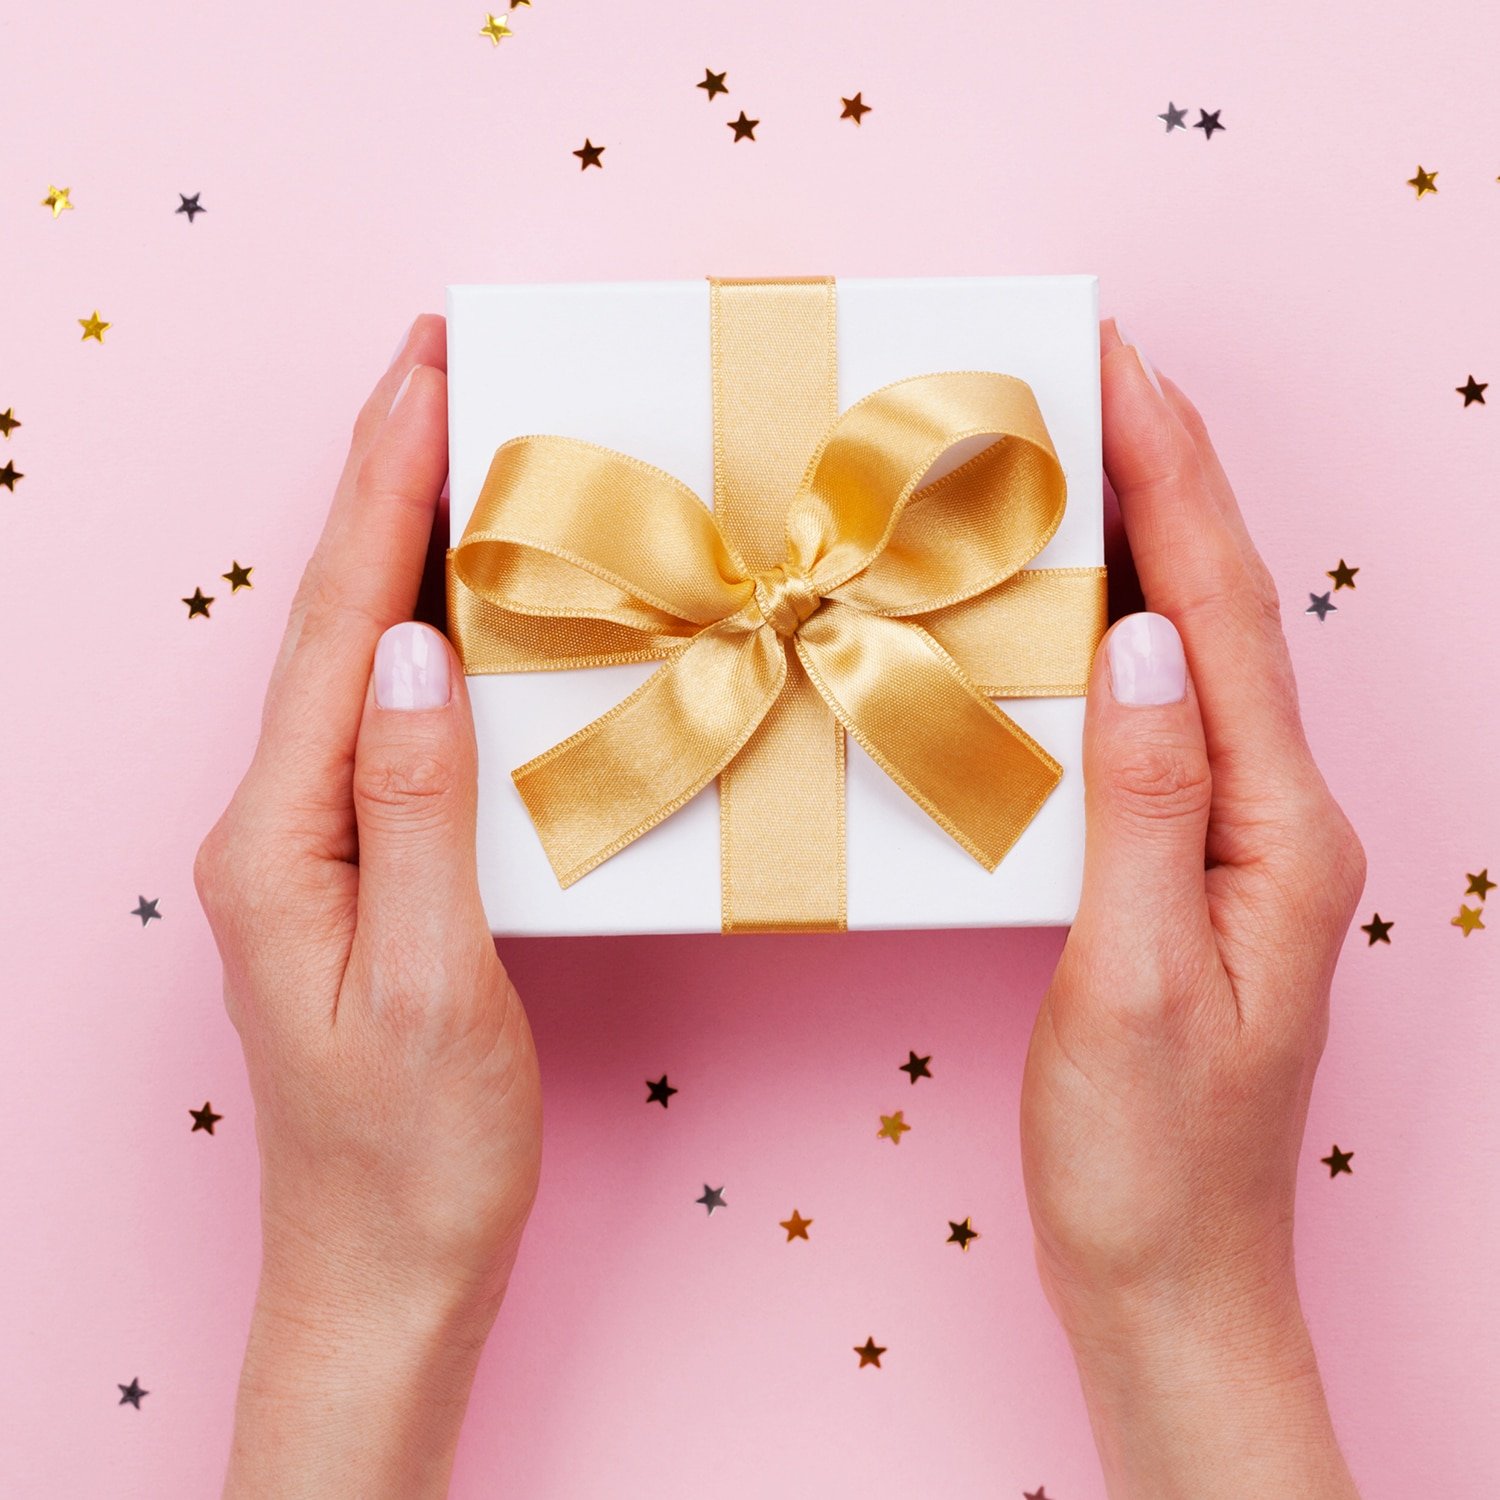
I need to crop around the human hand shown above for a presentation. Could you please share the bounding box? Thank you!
[1020,321,1362,1496]
[194,315,542,1499]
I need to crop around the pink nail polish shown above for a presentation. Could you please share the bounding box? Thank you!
[1108,612,1186,705]
[375,622,451,710]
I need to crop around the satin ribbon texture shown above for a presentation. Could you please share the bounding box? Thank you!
[447,278,1105,932]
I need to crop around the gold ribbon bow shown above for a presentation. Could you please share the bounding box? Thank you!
[447,278,1105,932]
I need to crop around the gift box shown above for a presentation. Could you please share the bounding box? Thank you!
[447,276,1104,936]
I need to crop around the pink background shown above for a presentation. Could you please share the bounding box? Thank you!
[3,1,1498,1495]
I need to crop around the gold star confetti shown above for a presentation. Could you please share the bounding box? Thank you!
[1457,375,1488,406]
[1407,165,1438,198]
[727,110,759,142]
[41,184,73,218]
[0,408,19,439]
[697,68,728,100]
[1465,869,1496,900]
[1327,559,1359,590]
[877,1110,910,1144]
[0,460,22,492]
[222,561,254,591]
[853,1336,886,1368]
[1321,1144,1353,1177]
[79,310,110,343]
[509,0,531,7]
[1452,905,1485,936]
[840,92,872,125]
[779,1209,812,1241]
[183,587,214,619]
[573,139,605,170]
[946,1216,980,1251]
[479,12,511,43]
[1360,913,1393,945]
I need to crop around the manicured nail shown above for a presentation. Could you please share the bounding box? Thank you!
[388,367,416,415]
[375,622,451,710]
[1114,319,1165,398]
[388,318,414,369]
[1108,612,1186,705]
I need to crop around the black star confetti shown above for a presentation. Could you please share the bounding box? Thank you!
[1194,108,1225,139]
[840,92,871,125]
[131,896,162,927]
[899,1050,932,1084]
[946,1217,980,1251]
[645,1074,677,1108]
[189,1101,223,1134]
[1024,1489,1051,1500]
[1465,869,1495,901]
[0,407,19,438]
[1306,591,1336,621]
[697,68,728,100]
[1457,375,1487,407]
[1327,560,1358,590]
[0,460,22,492]
[176,193,205,223]
[183,587,213,619]
[222,561,253,591]
[695,1183,727,1215]
[1321,1145,1353,1177]
[117,1378,148,1409]
[1157,102,1188,131]
[853,1336,886,1368]
[1360,913,1393,945]
[573,139,605,170]
[727,111,759,142]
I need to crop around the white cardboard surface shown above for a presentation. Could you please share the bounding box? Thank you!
[448,276,1102,935]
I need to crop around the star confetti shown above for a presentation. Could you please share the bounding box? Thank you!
[1465,869,1495,900]
[79,310,110,343]
[479,13,511,43]
[0,408,19,439]
[573,139,605,170]
[780,1209,812,1241]
[946,1216,980,1251]
[176,193,205,223]
[1457,375,1487,407]
[41,185,73,218]
[727,111,759,142]
[0,460,22,492]
[1452,905,1485,936]
[1322,1145,1354,1177]
[645,1074,677,1107]
[183,587,214,619]
[1360,913,1393,945]
[853,1336,886,1368]
[1407,165,1438,198]
[117,1378,148,1409]
[1195,108,1225,139]
[899,1050,932,1084]
[1157,102,1188,131]
[1025,1490,1051,1500]
[697,68,728,100]
[131,896,162,927]
[877,1110,910,1144]
[840,92,872,125]
[695,1183,727,1215]
[510,0,531,7]
[189,1102,223,1134]
[222,560,253,591]
[1327,559,1359,590]
[1306,591,1336,621]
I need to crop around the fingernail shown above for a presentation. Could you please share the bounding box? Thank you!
[1114,319,1165,398]
[1108,612,1186,705]
[375,622,451,710]
[388,367,416,415]
[388,317,415,369]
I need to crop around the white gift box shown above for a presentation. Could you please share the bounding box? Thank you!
[447,276,1102,936]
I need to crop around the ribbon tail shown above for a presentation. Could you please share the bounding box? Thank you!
[511,613,788,888]
[794,602,1062,870]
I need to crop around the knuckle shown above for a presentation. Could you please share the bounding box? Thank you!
[1107,738,1212,826]
[353,749,456,825]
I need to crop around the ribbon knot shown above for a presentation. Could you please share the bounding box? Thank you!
[752,561,821,637]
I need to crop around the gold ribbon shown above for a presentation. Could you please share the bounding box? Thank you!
[447,277,1105,932]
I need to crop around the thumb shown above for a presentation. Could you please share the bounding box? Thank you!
[351,621,487,937]
[1073,611,1214,969]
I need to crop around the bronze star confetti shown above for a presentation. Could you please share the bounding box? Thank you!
[899,1050,932,1084]
[1465,869,1495,900]
[853,1336,886,1368]
[1157,102,1188,131]
[117,1377,148,1409]
[573,139,605,170]
[1457,375,1487,406]
[41,184,73,218]
[1452,905,1485,936]
[176,193,205,223]
[695,1183,727,1215]
[946,1216,980,1251]
[780,1208,812,1241]
[79,310,110,343]
[697,68,728,100]
[0,460,22,492]
[183,587,214,619]
[727,110,759,142]
[222,560,253,591]
[1195,108,1225,139]
[189,1101,223,1134]
[1321,1144,1353,1177]
[877,1110,910,1144]
[479,12,511,43]
[1407,165,1438,198]
[1306,591,1336,621]
[0,408,19,439]
[645,1074,677,1107]
[840,92,872,125]
[130,896,162,926]
[1361,913,1393,945]
[1327,559,1359,590]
